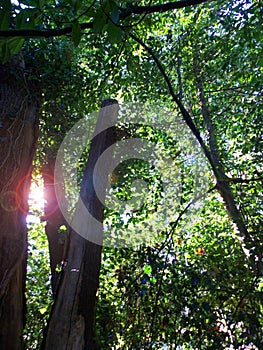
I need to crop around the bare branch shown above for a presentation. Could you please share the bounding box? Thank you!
[0,22,93,38]
[121,0,211,17]
[225,177,263,184]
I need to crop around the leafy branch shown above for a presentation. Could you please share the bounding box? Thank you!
[128,32,263,269]
[129,32,216,172]
[0,0,211,38]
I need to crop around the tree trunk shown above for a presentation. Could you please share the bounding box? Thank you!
[0,57,40,349]
[43,99,118,349]
[42,154,68,295]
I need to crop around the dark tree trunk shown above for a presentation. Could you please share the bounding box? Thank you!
[43,99,118,349]
[0,57,40,350]
[42,154,68,295]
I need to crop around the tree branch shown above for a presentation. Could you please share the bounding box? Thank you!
[121,0,211,17]
[129,32,217,174]
[0,0,211,38]
[224,177,263,184]
[0,22,93,38]
[128,33,263,266]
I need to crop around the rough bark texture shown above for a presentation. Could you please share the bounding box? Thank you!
[43,99,118,350]
[42,155,68,294]
[0,57,40,350]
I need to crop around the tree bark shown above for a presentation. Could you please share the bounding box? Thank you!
[43,99,118,349]
[0,57,40,350]
[42,155,68,295]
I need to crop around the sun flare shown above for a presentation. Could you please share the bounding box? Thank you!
[28,180,45,212]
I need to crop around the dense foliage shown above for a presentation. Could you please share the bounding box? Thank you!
[0,0,262,348]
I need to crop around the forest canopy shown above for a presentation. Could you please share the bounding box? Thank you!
[0,0,262,349]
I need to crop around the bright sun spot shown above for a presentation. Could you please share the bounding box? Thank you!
[27,179,45,224]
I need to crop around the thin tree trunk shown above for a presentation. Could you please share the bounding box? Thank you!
[42,154,68,295]
[0,57,40,350]
[133,34,259,265]
[195,70,248,235]
[43,99,118,349]
[193,58,262,271]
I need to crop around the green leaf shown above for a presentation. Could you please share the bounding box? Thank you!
[72,0,82,14]
[0,42,11,64]
[8,37,25,55]
[150,277,156,284]
[93,10,107,35]
[0,10,11,30]
[39,307,47,315]
[19,0,40,6]
[15,8,40,30]
[2,0,12,12]
[107,21,122,44]
[72,21,81,48]
[109,0,119,24]
[143,265,152,276]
